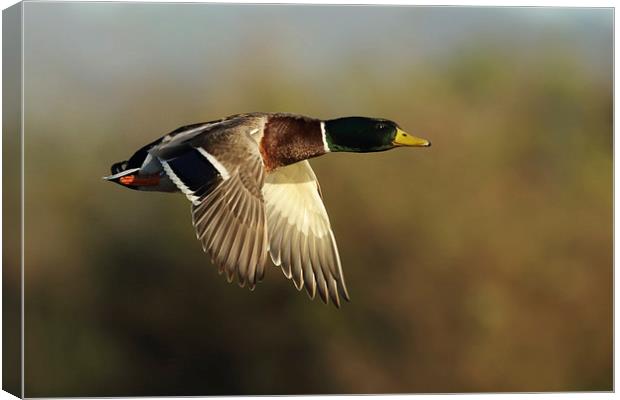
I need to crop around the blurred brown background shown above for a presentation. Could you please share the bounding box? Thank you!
[14,3,613,396]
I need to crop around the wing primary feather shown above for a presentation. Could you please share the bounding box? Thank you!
[301,234,317,299]
[224,214,244,285]
[210,205,235,282]
[197,193,228,244]
[237,223,254,284]
[291,229,304,290]
[327,277,341,308]
[256,210,268,282]
[204,198,229,253]
[232,197,252,284]
[246,194,260,286]
[194,190,226,229]
[268,210,286,266]
[329,230,351,301]
[236,203,252,284]
[310,234,329,304]
[280,223,293,279]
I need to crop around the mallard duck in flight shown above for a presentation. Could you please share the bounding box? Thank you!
[105,113,430,307]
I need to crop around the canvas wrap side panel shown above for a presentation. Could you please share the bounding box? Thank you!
[3,3,23,397]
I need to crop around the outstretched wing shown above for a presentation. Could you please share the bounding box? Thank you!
[152,122,269,289]
[263,160,350,307]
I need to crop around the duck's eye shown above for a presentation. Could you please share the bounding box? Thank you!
[376,123,385,130]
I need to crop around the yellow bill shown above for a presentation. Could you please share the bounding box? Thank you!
[393,128,431,147]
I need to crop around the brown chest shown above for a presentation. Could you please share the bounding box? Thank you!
[259,115,327,171]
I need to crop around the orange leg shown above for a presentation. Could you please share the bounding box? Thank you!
[119,175,161,186]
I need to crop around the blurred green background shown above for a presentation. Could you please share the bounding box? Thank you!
[16,3,612,396]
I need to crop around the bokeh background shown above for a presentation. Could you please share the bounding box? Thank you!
[13,3,613,396]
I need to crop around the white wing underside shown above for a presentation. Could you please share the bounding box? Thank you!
[263,160,350,306]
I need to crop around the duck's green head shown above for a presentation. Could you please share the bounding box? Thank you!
[323,117,431,153]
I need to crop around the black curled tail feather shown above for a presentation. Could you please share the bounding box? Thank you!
[110,135,164,175]
[111,160,128,175]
